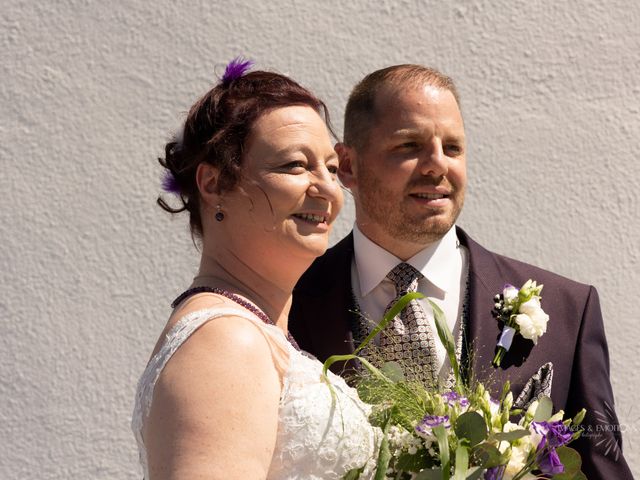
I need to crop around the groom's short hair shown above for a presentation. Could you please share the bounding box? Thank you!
[343,64,460,152]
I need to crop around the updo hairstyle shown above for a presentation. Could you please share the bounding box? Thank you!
[158,67,334,239]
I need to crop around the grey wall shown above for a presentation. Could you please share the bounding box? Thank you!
[1,0,638,477]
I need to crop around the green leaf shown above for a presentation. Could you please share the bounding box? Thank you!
[551,446,584,477]
[380,361,405,382]
[492,429,530,442]
[396,450,433,472]
[453,446,469,480]
[355,378,382,404]
[428,299,461,385]
[373,417,392,480]
[470,443,504,468]
[322,353,359,378]
[343,466,363,480]
[455,412,488,447]
[552,472,587,480]
[532,396,554,422]
[433,425,451,480]
[414,468,444,480]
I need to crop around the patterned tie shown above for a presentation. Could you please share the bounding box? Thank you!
[379,263,440,387]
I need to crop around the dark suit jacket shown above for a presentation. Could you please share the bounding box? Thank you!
[290,227,633,479]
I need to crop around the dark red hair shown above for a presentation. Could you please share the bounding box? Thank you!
[158,70,334,238]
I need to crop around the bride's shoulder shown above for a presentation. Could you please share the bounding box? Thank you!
[150,293,283,404]
[145,291,290,394]
[143,294,283,478]
[167,292,276,356]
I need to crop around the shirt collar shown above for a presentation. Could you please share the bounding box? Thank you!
[353,224,459,296]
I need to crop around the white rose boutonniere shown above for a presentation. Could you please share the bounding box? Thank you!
[492,280,549,367]
[515,297,549,344]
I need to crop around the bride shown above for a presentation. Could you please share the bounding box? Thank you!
[132,59,379,479]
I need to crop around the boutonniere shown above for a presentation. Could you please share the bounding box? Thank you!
[492,279,549,367]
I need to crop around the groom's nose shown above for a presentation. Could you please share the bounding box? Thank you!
[418,139,448,178]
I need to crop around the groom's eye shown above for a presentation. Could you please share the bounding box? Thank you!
[397,141,419,150]
[444,144,463,156]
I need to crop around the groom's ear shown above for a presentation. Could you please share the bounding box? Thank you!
[335,142,357,189]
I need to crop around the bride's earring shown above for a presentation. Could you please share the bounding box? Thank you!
[215,204,225,222]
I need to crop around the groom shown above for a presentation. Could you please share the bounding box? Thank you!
[289,64,632,478]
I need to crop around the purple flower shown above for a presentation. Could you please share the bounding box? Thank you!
[531,421,571,476]
[442,391,470,408]
[221,57,254,85]
[537,447,564,475]
[531,421,573,449]
[483,466,504,480]
[161,170,180,195]
[415,415,450,437]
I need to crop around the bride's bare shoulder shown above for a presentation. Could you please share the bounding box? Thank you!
[144,292,280,478]
[149,292,268,358]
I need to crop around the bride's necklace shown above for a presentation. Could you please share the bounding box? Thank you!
[171,286,300,350]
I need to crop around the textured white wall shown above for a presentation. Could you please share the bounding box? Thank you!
[1,0,638,477]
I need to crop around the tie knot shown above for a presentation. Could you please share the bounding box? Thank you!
[387,262,423,294]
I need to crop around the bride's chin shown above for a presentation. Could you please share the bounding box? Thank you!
[289,239,329,261]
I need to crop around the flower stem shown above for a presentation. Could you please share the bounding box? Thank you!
[492,347,506,367]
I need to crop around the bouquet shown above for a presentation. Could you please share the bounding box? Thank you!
[323,293,586,480]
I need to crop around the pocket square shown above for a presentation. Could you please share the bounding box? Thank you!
[512,362,554,411]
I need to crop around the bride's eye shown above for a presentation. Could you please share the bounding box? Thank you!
[282,161,307,172]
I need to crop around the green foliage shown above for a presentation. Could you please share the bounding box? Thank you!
[343,467,363,480]
[452,446,470,480]
[433,425,451,479]
[552,447,586,479]
[414,468,444,480]
[335,292,587,480]
[381,361,405,382]
[470,443,504,469]
[454,412,488,447]
[428,299,461,387]
[492,429,530,442]
[396,450,434,472]
[374,416,392,480]
[533,396,554,422]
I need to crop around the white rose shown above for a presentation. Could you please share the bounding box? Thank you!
[503,442,529,477]
[520,296,541,313]
[514,298,549,344]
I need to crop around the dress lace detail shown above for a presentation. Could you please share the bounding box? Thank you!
[132,307,379,479]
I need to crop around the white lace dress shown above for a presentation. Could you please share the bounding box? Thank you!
[132,306,380,479]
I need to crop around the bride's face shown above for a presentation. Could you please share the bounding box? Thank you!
[222,105,343,261]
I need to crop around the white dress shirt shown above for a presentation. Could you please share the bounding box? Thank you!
[351,224,469,378]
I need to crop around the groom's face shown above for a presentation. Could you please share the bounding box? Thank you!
[341,84,467,252]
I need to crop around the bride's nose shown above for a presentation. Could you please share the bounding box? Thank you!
[307,166,342,203]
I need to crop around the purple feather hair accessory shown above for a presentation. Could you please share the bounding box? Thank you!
[221,57,254,85]
[161,170,181,195]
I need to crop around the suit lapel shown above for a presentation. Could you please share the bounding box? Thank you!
[302,233,357,363]
[457,228,511,392]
